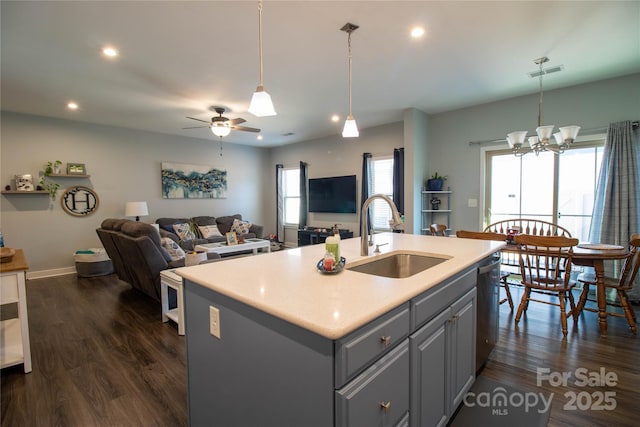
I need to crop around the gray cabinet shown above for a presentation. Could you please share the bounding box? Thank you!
[184,260,483,427]
[410,288,477,427]
[336,341,409,427]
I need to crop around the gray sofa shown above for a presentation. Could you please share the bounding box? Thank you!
[96,218,220,302]
[157,214,264,251]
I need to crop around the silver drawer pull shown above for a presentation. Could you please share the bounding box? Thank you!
[380,401,391,414]
[380,335,391,346]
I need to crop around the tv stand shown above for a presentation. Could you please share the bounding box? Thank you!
[298,228,353,247]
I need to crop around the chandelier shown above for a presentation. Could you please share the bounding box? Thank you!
[507,57,580,157]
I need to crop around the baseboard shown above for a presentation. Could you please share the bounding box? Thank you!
[26,267,76,280]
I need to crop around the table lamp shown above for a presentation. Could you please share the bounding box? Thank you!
[125,201,148,221]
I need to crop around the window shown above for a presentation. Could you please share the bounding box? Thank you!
[485,141,604,240]
[283,168,300,225]
[369,156,394,231]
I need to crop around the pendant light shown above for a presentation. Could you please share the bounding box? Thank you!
[341,23,359,138]
[248,0,276,117]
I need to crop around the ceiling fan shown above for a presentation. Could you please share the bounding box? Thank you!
[183,107,260,137]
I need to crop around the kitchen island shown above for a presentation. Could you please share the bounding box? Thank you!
[177,232,504,427]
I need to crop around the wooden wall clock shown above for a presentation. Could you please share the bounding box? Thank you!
[60,186,99,217]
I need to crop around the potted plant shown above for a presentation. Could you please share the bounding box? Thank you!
[426,172,447,191]
[38,176,60,199]
[45,160,63,176]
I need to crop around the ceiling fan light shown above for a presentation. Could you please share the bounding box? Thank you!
[211,123,231,137]
[342,116,359,138]
[249,86,276,117]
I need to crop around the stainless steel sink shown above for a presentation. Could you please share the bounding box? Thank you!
[347,252,448,278]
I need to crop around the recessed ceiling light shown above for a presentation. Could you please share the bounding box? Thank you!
[410,27,425,38]
[67,102,79,110]
[331,114,340,122]
[257,135,263,140]
[102,46,118,58]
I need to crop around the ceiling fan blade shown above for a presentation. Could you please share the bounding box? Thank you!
[186,116,211,124]
[228,118,246,125]
[232,125,261,133]
[182,125,210,129]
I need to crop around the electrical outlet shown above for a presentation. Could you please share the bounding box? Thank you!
[209,305,221,339]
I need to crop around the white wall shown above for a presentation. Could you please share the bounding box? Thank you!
[0,112,270,275]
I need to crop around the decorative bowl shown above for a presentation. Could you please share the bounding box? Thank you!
[317,256,346,274]
[0,247,16,263]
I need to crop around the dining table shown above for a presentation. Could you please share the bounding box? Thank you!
[501,242,630,336]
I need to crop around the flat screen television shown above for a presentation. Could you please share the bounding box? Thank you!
[308,175,357,213]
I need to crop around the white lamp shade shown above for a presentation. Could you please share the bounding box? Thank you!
[507,131,527,148]
[559,126,580,142]
[536,125,555,143]
[125,201,148,219]
[248,87,276,117]
[342,116,359,138]
[528,136,539,148]
[211,123,231,137]
[553,132,563,145]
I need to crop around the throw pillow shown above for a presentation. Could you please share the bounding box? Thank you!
[173,223,196,241]
[161,237,186,261]
[198,224,223,238]
[231,218,252,235]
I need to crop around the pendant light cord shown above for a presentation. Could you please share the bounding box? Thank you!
[347,31,353,116]
[537,60,543,127]
[258,0,264,87]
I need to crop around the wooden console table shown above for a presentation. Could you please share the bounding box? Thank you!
[0,249,32,373]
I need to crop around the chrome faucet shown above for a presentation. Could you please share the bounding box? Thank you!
[360,194,403,255]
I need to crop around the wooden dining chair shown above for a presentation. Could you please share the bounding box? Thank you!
[575,233,640,334]
[430,223,447,236]
[514,234,580,337]
[456,230,514,310]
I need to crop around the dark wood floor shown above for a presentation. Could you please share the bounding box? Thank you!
[1,274,638,426]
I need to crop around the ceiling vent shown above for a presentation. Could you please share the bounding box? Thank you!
[528,65,564,78]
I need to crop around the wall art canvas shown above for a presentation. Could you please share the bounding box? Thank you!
[161,162,227,199]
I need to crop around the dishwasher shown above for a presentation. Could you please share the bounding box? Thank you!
[476,254,501,372]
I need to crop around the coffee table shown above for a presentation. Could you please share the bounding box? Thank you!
[195,238,270,256]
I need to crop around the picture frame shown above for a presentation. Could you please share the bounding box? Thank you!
[67,163,86,175]
[226,231,238,246]
[15,174,34,191]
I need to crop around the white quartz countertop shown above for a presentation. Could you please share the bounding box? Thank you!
[176,233,504,339]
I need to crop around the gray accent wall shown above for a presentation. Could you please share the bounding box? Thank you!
[2,72,638,275]
[0,111,270,275]
[427,72,639,232]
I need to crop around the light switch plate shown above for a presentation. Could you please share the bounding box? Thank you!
[209,305,221,339]
[468,198,478,208]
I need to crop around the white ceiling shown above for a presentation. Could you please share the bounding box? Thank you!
[2,1,639,147]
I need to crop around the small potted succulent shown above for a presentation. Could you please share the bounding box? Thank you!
[426,172,447,191]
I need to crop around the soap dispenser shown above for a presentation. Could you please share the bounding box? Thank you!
[325,235,340,264]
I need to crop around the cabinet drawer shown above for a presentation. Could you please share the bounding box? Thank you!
[411,268,475,329]
[336,340,409,427]
[335,303,410,386]
[0,274,19,304]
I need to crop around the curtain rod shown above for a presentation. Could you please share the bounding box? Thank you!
[468,121,638,146]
